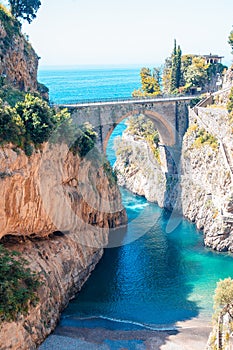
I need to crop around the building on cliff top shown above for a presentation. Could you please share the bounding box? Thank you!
[203,54,224,64]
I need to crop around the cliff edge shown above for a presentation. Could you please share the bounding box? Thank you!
[0,5,44,94]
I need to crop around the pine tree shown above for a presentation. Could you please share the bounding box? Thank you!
[8,0,41,23]
[169,40,182,94]
[132,67,161,97]
[176,45,182,89]
[170,39,177,93]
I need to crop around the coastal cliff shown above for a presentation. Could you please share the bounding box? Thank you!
[114,133,167,206]
[0,7,38,92]
[180,108,233,251]
[0,143,127,349]
[114,104,233,251]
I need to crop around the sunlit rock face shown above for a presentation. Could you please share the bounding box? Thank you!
[114,107,233,252]
[0,143,127,349]
[0,16,38,92]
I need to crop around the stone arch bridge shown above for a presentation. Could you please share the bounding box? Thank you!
[63,96,193,152]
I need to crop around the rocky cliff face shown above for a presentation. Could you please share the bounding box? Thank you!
[0,143,127,349]
[0,7,39,92]
[114,106,233,251]
[180,109,233,251]
[114,134,167,206]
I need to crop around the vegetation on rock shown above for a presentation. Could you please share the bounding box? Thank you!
[228,29,233,54]
[0,4,21,48]
[137,46,226,96]
[0,81,26,106]
[132,40,226,96]
[103,159,118,187]
[0,244,41,322]
[132,67,161,97]
[227,87,233,113]
[188,125,218,151]
[169,39,182,93]
[70,121,97,158]
[0,94,97,157]
[124,115,160,161]
[7,0,41,23]
[162,45,226,95]
[214,278,233,315]
[126,115,159,142]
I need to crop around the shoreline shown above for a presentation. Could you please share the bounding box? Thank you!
[39,317,212,350]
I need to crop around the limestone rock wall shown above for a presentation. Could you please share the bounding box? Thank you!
[180,110,233,251]
[114,106,233,251]
[0,144,126,240]
[0,143,127,349]
[114,133,167,207]
[0,12,38,91]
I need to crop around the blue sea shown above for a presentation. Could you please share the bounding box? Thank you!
[38,66,141,104]
[39,66,233,330]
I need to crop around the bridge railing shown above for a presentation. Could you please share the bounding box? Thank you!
[55,93,201,107]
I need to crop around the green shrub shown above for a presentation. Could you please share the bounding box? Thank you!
[126,115,160,160]
[24,142,34,156]
[227,87,233,113]
[214,278,233,312]
[0,245,41,322]
[15,94,56,145]
[0,84,25,107]
[0,99,24,145]
[0,94,97,157]
[189,97,202,108]
[103,159,117,187]
[126,115,159,142]
[193,128,218,150]
[70,122,97,158]
[0,4,21,49]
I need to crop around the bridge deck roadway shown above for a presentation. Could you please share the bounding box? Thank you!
[60,95,196,108]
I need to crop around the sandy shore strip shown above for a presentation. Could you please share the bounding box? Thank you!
[39,318,212,350]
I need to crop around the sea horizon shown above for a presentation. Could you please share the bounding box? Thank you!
[38,62,163,71]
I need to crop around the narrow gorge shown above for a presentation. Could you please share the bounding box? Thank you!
[2,3,233,349]
[114,89,233,252]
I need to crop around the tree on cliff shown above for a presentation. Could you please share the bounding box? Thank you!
[169,40,182,93]
[183,56,209,89]
[213,278,233,317]
[132,67,161,97]
[8,0,41,23]
[228,28,233,54]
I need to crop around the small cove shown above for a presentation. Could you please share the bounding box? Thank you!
[39,66,233,332]
[59,121,233,331]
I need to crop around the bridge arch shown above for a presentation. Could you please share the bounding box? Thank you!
[103,109,176,153]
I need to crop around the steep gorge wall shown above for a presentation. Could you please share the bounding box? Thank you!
[180,109,233,251]
[0,144,127,349]
[114,134,167,206]
[0,8,39,92]
[114,107,233,251]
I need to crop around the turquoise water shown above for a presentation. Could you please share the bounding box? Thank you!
[60,122,233,330]
[40,67,233,329]
[61,192,233,328]
[38,67,141,104]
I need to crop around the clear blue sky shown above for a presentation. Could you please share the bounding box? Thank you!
[19,0,233,68]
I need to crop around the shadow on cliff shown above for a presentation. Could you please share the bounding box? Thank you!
[162,144,185,235]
